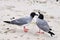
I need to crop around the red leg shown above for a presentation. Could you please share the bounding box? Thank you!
[36,30,44,34]
[23,26,29,33]
[37,30,40,33]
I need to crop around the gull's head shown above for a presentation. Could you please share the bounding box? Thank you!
[30,12,38,18]
[38,11,44,19]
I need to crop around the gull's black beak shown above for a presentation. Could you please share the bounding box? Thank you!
[38,11,40,15]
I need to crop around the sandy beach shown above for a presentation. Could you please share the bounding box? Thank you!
[0,0,60,40]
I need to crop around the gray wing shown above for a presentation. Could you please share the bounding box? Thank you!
[36,19,50,32]
[11,17,28,25]
[42,20,51,30]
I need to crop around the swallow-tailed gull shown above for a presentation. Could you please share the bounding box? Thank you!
[36,11,55,36]
[4,12,38,32]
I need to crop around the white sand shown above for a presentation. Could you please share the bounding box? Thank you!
[0,0,60,40]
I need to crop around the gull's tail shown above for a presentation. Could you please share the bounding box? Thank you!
[48,31,55,37]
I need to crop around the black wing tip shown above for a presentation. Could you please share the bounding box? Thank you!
[50,29,52,30]
[3,21,11,23]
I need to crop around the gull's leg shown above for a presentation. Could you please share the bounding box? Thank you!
[23,26,29,32]
[37,30,40,33]
[36,29,44,34]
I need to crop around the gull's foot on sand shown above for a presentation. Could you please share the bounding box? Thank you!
[23,26,29,33]
[36,31,44,34]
